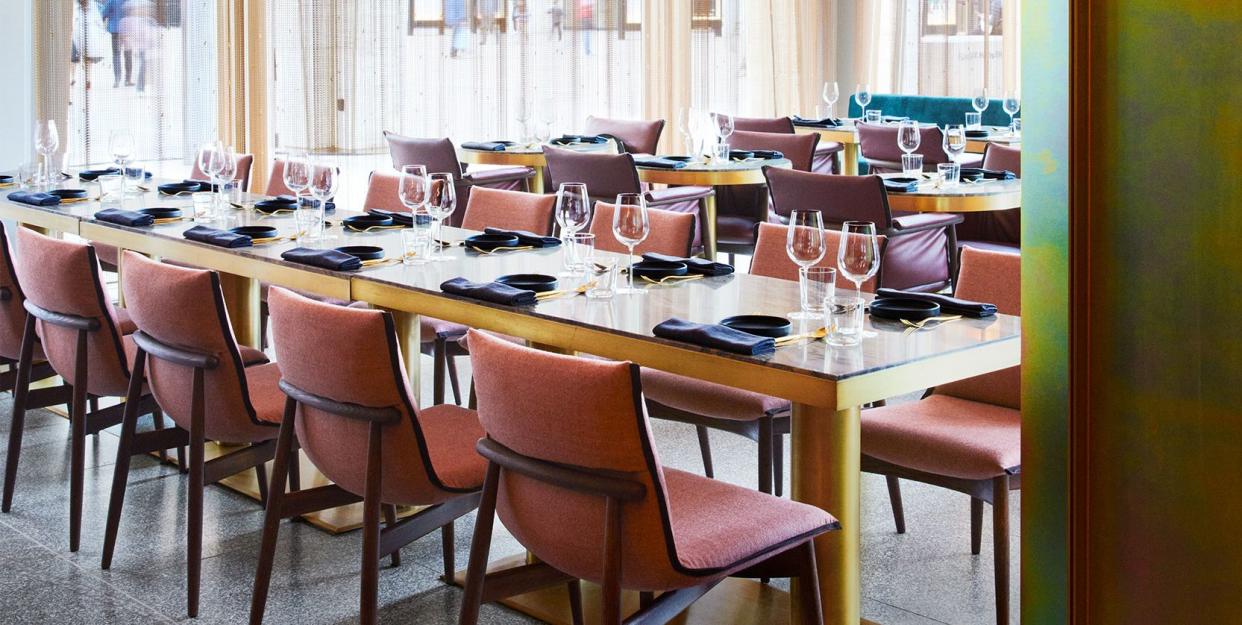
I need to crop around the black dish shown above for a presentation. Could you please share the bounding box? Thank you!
[888,176,920,185]
[869,298,941,321]
[343,214,394,230]
[139,207,182,219]
[78,168,121,181]
[750,149,785,160]
[465,233,521,251]
[230,225,279,239]
[254,198,298,214]
[720,315,793,338]
[631,260,689,280]
[185,179,218,192]
[964,129,990,139]
[729,150,756,161]
[49,188,88,199]
[334,245,385,261]
[158,181,201,195]
[664,155,695,162]
[0,175,14,184]
[496,274,559,293]
[958,168,986,182]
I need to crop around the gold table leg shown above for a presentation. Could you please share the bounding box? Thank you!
[792,403,861,625]
[702,194,718,260]
[841,144,860,176]
[217,273,261,348]
[385,309,422,405]
[531,166,546,193]
[114,247,128,307]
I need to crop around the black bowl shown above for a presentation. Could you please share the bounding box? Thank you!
[184,179,218,192]
[49,188,88,199]
[631,260,688,280]
[868,298,941,321]
[496,274,558,293]
[964,129,990,139]
[465,233,521,251]
[254,198,298,214]
[343,214,394,230]
[334,245,385,261]
[140,207,182,219]
[231,225,279,239]
[158,181,201,195]
[957,168,986,182]
[720,315,793,338]
[78,168,121,181]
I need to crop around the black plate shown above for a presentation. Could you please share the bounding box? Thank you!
[869,298,941,321]
[964,129,990,139]
[957,168,985,182]
[496,273,559,293]
[664,155,695,162]
[185,179,218,192]
[888,176,920,185]
[720,315,793,338]
[343,214,394,230]
[78,168,121,181]
[334,245,385,261]
[158,181,201,195]
[49,188,88,199]
[254,198,298,214]
[729,150,756,161]
[750,149,785,160]
[0,175,13,184]
[465,233,521,251]
[630,260,688,280]
[231,225,278,239]
[139,207,182,219]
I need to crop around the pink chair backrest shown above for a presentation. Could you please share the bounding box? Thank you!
[543,147,643,200]
[730,130,819,172]
[190,151,255,192]
[583,116,665,155]
[0,225,30,361]
[982,143,1021,177]
[750,222,882,292]
[384,132,464,177]
[460,187,558,234]
[363,170,406,213]
[732,116,795,134]
[589,202,694,257]
[765,167,892,225]
[937,247,1021,409]
[267,287,458,504]
[12,228,131,396]
[119,252,271,441]
[857,123,951,166]
[265,159,294,197]
[467,329,679,587]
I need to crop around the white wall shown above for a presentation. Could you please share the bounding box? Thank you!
[0,0,32,170]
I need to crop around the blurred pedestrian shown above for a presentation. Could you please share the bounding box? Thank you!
[100,0,131,87]
[119,0,157,92]
[446,0,467,58]
[548,0,563,41]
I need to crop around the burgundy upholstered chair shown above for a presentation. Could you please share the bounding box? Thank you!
[715,130,820,262]
[856,123,983,174]
[731,115,843,174]
[189,150,255,192]
[589,201,696,257]
[861,246,1021,625]
[460,330,839,625]
[956,144,1022,252]
[251,287,487,625]
[384,131,535,226]
[765,167,964,292]
[642,222,878,497]
[4,228,160,552]
[583,115,665,155]
[543,146,713,254]
[102,252,281,617]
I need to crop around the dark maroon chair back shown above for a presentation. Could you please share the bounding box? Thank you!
[765,167,891,224]
[0,225,31,362]
[583,116,664,155]
[956,143,1022,247]
[714,131,821,252]
[543,146,642,201]
[384,132,463,177]
[982,143,1021,176]
[731,116,795,134]
[729,131,818,172]
[857,123,951,173]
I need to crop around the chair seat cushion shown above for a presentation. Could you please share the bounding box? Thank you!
[642,369,789,421]
[239,345,271,366]
[861,394,1020,480]
[418,404,487,491]
[957,240,1021,254]
[421,316,469,342]
[891,212,962,230]
[664,467,837,573]
[244,362,287,428]
[715,215,760,245]
[467,165,535,185]
[814,142,844,155]
[646,185,713,204]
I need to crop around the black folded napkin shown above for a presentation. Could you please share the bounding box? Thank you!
[876,288,997,318]
[94,208,154,227]
[461,141,513,151]
[124,167,153,179]
[298,197,336,214]
[642,252,734,276]
[552,134,609,145]
[749,149,785,160]
[882,178,920,193]
[184,225,253,248]
[634,157,689,170]
[78,167,120,181]
[484,227,561,248]
[653,318,775,356]
[7,191,60,206]
[440,277,537,306]
[367,209,418,226]
[959,167,1016,181]
[281,247,362,271]
[792,116,843,127]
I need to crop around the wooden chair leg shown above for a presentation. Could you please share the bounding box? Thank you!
[446,352,463,406]
[259,301,269,351]
[971,497,984,555]
[384,504,402,567]
[187,368,206,617]
[773,432,784,498]
[287,450,301,492]
[695,425,714,479]
[359,422,384,625]
[458,462,500,625]
[567,580,584,625]
[468,380,477,410]
[2,316,35,513]
[249,398,297,625]
[992,476,1010,625]
[441,520,456,579]
[68,330,89,553]
[102,351,148,569]
[639,591,654,609]
[757,418,773,495]
[886,476,906,534]
[601,497,623,625]
[433,338,447,406]
[255,462,269,507]
[795,540,824,625]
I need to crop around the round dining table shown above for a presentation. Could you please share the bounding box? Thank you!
[795,121,1021,175]
[457,140,615,192]
[635,157,793,260]
[881,173,1022,213]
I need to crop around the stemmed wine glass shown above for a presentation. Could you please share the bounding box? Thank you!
[215,149,238,217]
[897,120,921,157]
[34,120,59,188]
[398,164,428,214]
[838,221,881,338]
[109,130,136,193]
[942,125,967,169]
[283,150,310,204]
[677,107,694,154]
[197,140,225,213]
[308,162,338,241]
[611,193,650,295]
[822,81,839,118]
[425,173,457,260]
[1002,91,1021,133]
[713,112,735,145]
[854,85,872,120]
[786,209,827,319]
[555,182,591,276]
[972,88,990,121]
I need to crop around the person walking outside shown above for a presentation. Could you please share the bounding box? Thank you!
[100,0,131,87]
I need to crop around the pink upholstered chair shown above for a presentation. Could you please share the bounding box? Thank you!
[956,144,1022,252]
[384,131,535,226]
[544,146,713,253]
[460,330,839,625]
[765,167,963,292]
[361,169,403,212]
[264,159,295,197]
[251,287,487,625]
[715,130,820,262]
[589,201,695,257]
[101,252,282,617]
[583,115,665,155]
[4,228,160,552]
[861,246,1020,625]
[189,150,255,192]
[857,123,983,174]
[731,115,843,174]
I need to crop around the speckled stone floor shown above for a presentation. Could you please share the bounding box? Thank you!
[0,354,1018,625]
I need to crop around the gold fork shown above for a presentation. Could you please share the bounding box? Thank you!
[535,281,598,300]
[347,225,407,233]
[469,245,534,255]
[152,217,192,225]
[640,274,704,285]
[901,315,962,336]
[251,232,303,245]
[774,327,828,346]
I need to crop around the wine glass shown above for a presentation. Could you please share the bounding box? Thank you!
[785,210,827,320]
[611,193,649,295]
[942,125,967,164]
[109,130,136,193]
[677,107,694,154]
[1002,91,1021,133]
[897,119,921,155]
[34,120,59,188]
[399,164,430,250]
[822,81,839,118]
[854,85,872,120]
[555,182,591,276]
[534,121,552,144]
[838,221,880,339]
[215,149,238,216]
[197,140,225,213]
[308,162,338,241]
[713,112,735,143]
[425,173,457,260]
[283,150,310,203]
[972,88,989,118]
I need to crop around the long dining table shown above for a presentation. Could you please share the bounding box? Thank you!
[1,179,1020,625]
[795,121,1021,175]
[881,174,1022,214]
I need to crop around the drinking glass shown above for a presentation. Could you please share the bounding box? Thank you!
[865,109,882,124]
[34,120,59,188]
[109,130,136,193]
[901,154,924,177]
[713,112,735,143]
[801,267,836,318]
[972,88,989,116]
[568,232,595,274]
[937,162,960,186]
[965,112,982,129]
[1003,92,1021,132]
[587,261,618,299]
[822,81,839,117]
[555,182,591,276]
[611,193,649,295]
[942,125,967,164]
[786,209,827,319]
[425,172,457,260]
[294,206,322,243]
[17,162,36,189]
[854,85,872,119]
[826,295,864,347]
[308,163,339,241]
[1010,117,1022,138]
[124,163,146,194]
[837,221,880,301]
[98,173,123,201]
[897,120,921,155]
[714,142,731,163]
[283,150,310,202]
[400,225,432,265]
[192,192,214,223]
